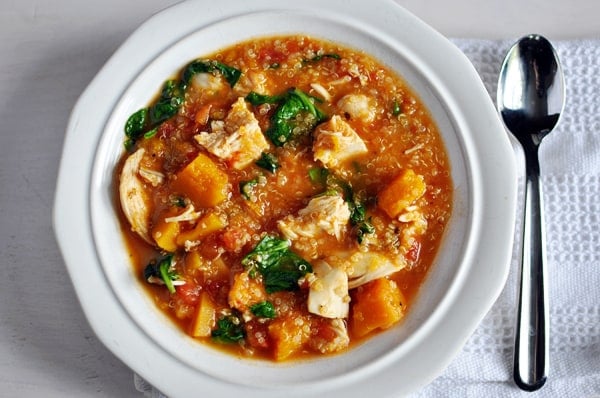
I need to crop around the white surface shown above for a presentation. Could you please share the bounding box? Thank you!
[0,1,598,397]
[54,0,516,396]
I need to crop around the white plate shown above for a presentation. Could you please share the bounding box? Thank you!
[53,0,517,396]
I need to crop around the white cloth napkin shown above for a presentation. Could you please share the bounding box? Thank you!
[410,38,600,397]
[136,39,600,397]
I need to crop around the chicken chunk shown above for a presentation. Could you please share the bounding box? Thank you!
[119,148,153,244]
[312,115,368,169]
[326,251,407,289]
[307,260,350,319]
[278,194,351,242]
[337,94,376,123]
[190,72,225,94]
[308,318,350,354]
[195,97,269,169]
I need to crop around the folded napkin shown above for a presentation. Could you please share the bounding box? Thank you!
[411,38,600,397]
[136,39,600,397]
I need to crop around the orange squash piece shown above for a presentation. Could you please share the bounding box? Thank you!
[377,169,426,218]
[151,208,181,252]
[172,152,229,208]
[350,278,405,338]
[190,291,217,337]
[176,212,227,245]
[268,313,311,361]
[227,271,267,313]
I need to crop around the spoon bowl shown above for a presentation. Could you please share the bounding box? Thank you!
[497,34,565,391]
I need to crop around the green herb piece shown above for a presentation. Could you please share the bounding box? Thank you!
[255,152,279,173]
[250,301,276,318]
[239,178,258,200]
[392,99,402,116]
[347,195,375,244]
[242,236,312,293]
[182,59,242,88]
[269,62,280,69]
[308,167,329,185]
[320,175,375,244]
[171,196,186,208]
[356,219,375,244]
[143,254,180,294]
[211,314,245,344]
[302,53,341,64]
[143,127,158,139]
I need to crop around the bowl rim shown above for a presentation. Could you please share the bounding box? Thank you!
[53,0,517,396]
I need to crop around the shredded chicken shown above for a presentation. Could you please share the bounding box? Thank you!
[191,72,224,94]
[307,260,350,319]
[163,204,201,223]
[337,94,376,122]
[326,251,407,289]
[119,148,153,243]
[310,83,332,102]
[278,195,351,242]
[312,115,368,170]
[195,97,269,169]
[308,318,350,354]
[138,167,165,187]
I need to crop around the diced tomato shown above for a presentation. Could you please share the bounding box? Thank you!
[406,241,422,264]
[314,318,337,341]
[245,320,271,350]
[257,48,286,65]
[220,228,248,253]
[158,121,176,139]
[176,282,202,306]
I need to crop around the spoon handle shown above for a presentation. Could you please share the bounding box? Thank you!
[514,152,549,391]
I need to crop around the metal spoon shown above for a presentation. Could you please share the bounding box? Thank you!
[497,34,565,391]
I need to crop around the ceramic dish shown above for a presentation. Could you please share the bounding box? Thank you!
[53,0,517,396]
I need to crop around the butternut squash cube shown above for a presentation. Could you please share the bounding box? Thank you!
[268,314,311,361]
[172,152,229,208]
[350,278,405,338]
[190,292,217,337]
[151,209,181,252]
[378,169,426,218]
[227,271,267,312]
[176,213,227,245]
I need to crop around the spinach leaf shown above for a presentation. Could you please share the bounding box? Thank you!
[182,59,242,88]
[308,167,329,185]
[239,178,258,200]
[266,88,327,146]
[250,301,276,318]
[211,314,245,344]
[245,91,283,105]
[125,108,149,139]
[149,80,184,124]
[255,152,279,173]
[242,236,312,293]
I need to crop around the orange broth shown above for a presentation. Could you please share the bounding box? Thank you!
[116,35,452,361]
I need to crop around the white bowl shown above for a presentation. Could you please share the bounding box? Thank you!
[53,0,517,396]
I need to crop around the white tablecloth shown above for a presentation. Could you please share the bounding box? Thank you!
[409,38,600,397]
